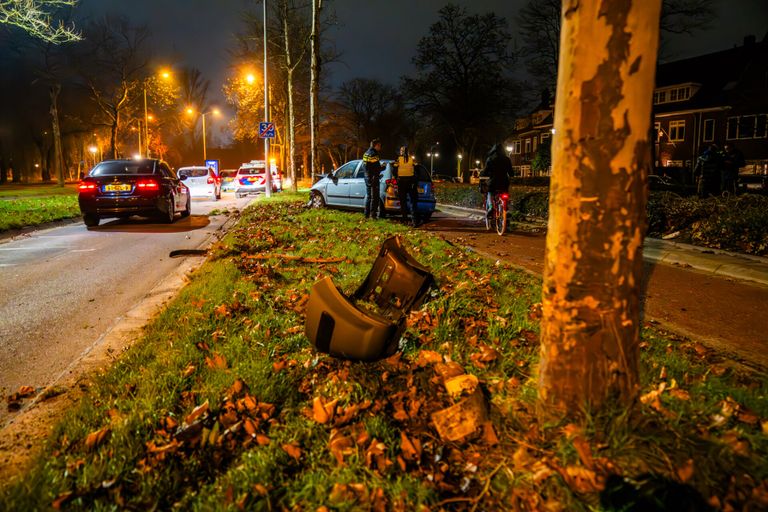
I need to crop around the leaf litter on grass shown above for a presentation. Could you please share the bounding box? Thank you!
[4,198,768,511]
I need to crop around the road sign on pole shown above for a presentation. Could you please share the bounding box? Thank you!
[259,122,276,139]
[205,159,220,175]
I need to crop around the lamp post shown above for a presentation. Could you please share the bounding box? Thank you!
[142,70,172,158]
[427,142,440,177]
[88,146,98,167]
[457,153,462,180]
[186,107,220,162]
[263,0,272,198]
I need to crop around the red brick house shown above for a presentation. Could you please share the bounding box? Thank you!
[507,34,768,180]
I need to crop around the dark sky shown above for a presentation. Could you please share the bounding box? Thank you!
[76,0,768,136]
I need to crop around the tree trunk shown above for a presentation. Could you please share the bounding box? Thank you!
[282,6,298,193]
[309,0,322,179]
[110,109,120,159]
[50,85,65,187]
[538,0,661,414]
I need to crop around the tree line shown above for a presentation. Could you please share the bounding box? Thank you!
[0,0,711,188]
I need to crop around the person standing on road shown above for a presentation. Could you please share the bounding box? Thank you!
[722,142,745,196]
[363,138,385,219]
[480,143,513,217]
[393,144,420,226]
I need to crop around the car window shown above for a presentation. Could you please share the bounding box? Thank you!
[415,165,431,182]
[179,168,208,178]
[238,167,263,175]
[91,161,155,176]
[159,163,175,178]
[335,161,358,179]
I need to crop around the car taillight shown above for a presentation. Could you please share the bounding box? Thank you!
[207,177,215,184]
[136,179,159,190]
[500,193,509,200]
[78,181,97,193]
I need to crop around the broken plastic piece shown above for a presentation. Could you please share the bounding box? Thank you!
[305,236,435,361]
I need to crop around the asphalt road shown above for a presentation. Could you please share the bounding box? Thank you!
[0,194,252,408]
[424,211,768,370]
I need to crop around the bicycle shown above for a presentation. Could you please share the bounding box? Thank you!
[479,178,508,235]
[485,191,509,235]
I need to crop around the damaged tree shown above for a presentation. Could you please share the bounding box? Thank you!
[538,0,662,413]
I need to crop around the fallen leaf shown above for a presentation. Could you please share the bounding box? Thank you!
[17,385,35,397]
[481,421,499,445]
[416,350,443,367]
[52,491,74,510]
[668,388,690,401]
[282,442,301,461]
[181,364,196,378]
[205,353,228,370]
[572,436,594,469]
[186,400,210,424]
[400,431,421,462]
[84,426,111,451]
[677,458,694,483]
[444,374,479,398]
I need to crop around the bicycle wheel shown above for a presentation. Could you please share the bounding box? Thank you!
[484,195,493,231]
[494,197,507,235]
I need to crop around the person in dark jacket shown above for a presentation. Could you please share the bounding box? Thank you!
[480,143,514,215]
[363,138,385,219]
[721,142,745,196]
[392,144,420,226]
[694,144,723,198]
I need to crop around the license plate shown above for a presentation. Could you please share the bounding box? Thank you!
[105,183,131,192]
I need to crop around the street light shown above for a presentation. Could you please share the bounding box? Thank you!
[143,69,173,158]
[457,153,463,179]
[427,142,440,176]
[186,107,221,162]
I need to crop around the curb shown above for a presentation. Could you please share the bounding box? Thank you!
[436,203,768,287]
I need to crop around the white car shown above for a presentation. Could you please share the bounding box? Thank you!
[178,166,221,200]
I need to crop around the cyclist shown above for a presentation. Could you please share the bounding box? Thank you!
[480,143,513,219]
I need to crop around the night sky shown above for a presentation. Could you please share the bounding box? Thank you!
[75,0,768,138]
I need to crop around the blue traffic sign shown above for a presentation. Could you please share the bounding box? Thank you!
[205,159,219,175]
[259,122,276,139]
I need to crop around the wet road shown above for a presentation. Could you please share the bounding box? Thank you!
[0,195,251,409]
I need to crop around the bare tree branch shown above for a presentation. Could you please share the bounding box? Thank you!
[0,0,80,43]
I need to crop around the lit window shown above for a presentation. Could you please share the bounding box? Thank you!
[669,120,685,142]
[524,139,531,154]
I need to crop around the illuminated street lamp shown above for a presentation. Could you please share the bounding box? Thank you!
[457,154,463,179]
[143,69,173,157]
[186,107,221,162]
[427,142,440,176]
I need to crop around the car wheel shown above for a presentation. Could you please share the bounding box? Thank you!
[421,212,432,222]
[83,213,99,227]
[180,195,191,218]
[160,195,175,224]
[310,192,325,208]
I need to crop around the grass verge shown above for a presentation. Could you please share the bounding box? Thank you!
[1,194,766,511]
[0,184,80,231]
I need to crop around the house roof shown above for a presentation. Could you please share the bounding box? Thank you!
[654,33,768,114]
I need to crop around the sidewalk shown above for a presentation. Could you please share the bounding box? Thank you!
[437,203,768,287]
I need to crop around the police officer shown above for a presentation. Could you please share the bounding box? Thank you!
[393,144,419,226]
[363,138,385,219]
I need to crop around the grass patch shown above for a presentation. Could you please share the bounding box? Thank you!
[0,195,80,231]
[2,194,766,511]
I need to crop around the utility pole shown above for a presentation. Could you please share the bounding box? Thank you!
[264,0,272,198]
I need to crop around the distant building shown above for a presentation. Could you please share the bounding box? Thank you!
[653,34,768,180]
[506,34,768,179]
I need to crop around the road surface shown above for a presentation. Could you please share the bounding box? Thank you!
[0,194,251,421]
[423,211,768,370]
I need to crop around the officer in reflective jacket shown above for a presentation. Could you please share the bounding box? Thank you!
[363,138,385,219]
[393,145,419,226]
